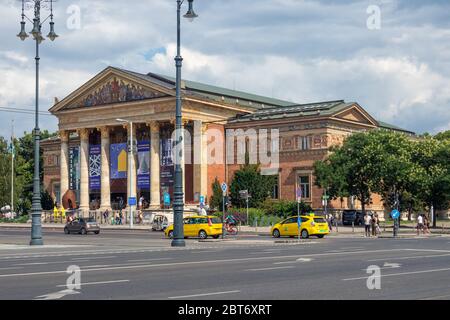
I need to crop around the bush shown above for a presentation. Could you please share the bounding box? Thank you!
[261,199,312,217]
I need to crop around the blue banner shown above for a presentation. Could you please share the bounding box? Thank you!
[69,146,80,190]
[137,141,150,190]
[160,138,174,187]
[89,145,101,190]
[110,143,127,179]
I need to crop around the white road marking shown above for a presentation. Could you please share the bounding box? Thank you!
[34,289,80,300]
[0,267,24,271]
[367,253,450,262]
[403,249,450,253]
[359,262,402,271]
[56,279,129,288]
[71,256,117,261]
[421,293,450,300]
[127,258,173,262]
[245,266,294,271]
[343,267,450,281]
[273,258,313,265]
[168,290,240,299]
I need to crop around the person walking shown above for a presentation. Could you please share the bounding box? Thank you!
[370,213,376,236]
[417,214,424,235]
[373,214,381,236]
[423,215,430,234]
[364,212,372,237]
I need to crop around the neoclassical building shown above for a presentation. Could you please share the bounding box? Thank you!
[42,66,414,214]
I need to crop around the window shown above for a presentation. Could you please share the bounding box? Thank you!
[298,136,310,150]
[298,175,311,199]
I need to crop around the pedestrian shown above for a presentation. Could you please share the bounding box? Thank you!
[139,195,144,210]
[371,213,376,236]
[119,211,123,225]
[364,212,372,237]
[327,213,333,231]
[373,214,381,236]
[417,214,424,235]
[103,209,109,224]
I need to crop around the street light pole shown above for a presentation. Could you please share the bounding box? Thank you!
[172,0,198,247]
[116,119,135,229]
[17,0,59,245]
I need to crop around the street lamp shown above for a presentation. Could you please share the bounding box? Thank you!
[17,0,59,246]
[116,119,135,229]
[172,0,198,247]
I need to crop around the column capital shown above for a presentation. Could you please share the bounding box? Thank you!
[99,126,110,139]
[60,130,69,142]
[78,128,90,140]
[148,121,160,133]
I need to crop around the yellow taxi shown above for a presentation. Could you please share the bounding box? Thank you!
[164,215,223,240]
[271,214,330,239]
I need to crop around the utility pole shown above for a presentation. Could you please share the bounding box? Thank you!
[11,120,15,217]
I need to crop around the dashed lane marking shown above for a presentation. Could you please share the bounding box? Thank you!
[168,290,240,299]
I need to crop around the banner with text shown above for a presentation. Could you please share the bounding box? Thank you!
[137,140,150,190]
[89,145,101,190]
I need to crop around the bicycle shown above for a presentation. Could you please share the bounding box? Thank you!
[224,222,238,235]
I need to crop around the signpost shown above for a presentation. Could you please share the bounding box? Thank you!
[239,190,250,226]
[221,182,227,239]
[391,209,400,237]
[296,188,302,240]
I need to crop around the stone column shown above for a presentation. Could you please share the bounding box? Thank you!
[193,121,208,200]
[127,124,137,204]
[79,128,90,215]
[59,130,70,207]
[100,127,111,211]
[149,121,161,208]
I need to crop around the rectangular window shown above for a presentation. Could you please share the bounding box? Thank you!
[298,136,310,150]
[298,175,310,199]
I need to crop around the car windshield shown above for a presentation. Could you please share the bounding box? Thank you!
[87,218,97,223]
[314,218,327,223]
[209,217,222,224]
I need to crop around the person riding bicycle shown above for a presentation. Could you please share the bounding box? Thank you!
[225,214,236,226]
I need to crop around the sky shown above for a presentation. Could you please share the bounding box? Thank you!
[0,0,449,139]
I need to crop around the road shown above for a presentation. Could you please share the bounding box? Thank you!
[0,228,449,300]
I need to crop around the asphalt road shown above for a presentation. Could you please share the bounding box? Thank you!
[0,228,449,300]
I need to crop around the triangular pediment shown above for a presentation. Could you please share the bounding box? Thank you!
[50,67,174,113]
[332,104,378,126]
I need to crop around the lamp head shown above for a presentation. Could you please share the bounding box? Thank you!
[47,21,59,41]
[30,19,42,40]
[17,21,29,41]
[183,0,198,22]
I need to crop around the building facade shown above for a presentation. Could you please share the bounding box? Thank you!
[42,66,413,215]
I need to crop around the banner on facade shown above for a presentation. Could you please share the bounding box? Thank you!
[69,146,80,191]
[160,138,174,187]
[110,143,127,179]
[89,145,101,190]
[137,140,150,190]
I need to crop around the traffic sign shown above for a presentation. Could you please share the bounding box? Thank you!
[391,209,400,219]
[221,182,228,195]
[296,188,302,203]
[128,197,137,206]
[163,192,170,206]
[199,195,205,205]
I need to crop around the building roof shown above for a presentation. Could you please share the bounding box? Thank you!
[115,67,294,109]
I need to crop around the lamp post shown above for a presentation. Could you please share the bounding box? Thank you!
[172,0,198,247]
[116,119,135,229]
[17,0,58,245]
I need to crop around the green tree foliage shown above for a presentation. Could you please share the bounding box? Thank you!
[229,163,277,208]
[209,177,224,211]
[261,199,312,217]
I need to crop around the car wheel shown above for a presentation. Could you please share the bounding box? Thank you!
[272,229,281,238]
[317,235,325,239]
[168,230,174,239]
[81,228,87,235]
[212,235,220,239]
[301,229,309,239]
[198,230,208,240]
[64,227,69,235]
[94,231,100,235]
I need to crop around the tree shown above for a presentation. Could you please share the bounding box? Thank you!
[412,137,450,227]
[209,177,224,211]
[435,130,450,141]
[229,163,276,208]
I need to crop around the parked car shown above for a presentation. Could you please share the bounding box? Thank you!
[342,210,366,226]
[164,216,223,239]
[271,214,330,239]
[151,214,172,231]
[64,217,100,235]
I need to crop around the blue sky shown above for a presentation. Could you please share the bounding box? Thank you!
[1,0,449,139]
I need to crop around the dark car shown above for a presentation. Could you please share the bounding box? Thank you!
[64,217,100,235]
[342,210,365,226]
